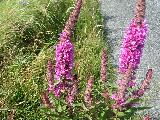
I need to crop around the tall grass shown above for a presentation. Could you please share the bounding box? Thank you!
[0,0,114,119]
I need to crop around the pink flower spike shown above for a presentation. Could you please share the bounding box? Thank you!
[66,75,78,106]
[111,93,118,100]
[55,38,74,80]
[132,69,153,98]
[53,82,64,97]
[84,76,94,107]
[128,80,136,87]
[119,18,148,73]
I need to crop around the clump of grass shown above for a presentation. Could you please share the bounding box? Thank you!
[74,0,115,85]
[0,0,114,119]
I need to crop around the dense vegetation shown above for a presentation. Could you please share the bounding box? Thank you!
[0,0,114,119]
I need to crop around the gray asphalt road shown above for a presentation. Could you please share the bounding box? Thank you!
[100,0,160,118]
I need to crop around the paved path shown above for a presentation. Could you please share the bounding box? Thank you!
[100,0,160,118]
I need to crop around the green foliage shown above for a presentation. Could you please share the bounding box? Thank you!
[0,0,74,119]
[39,82,150,120]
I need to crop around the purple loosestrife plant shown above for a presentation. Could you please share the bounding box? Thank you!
[54,37,74,97]
[135,0,146,24]
[84,76,94,107]
[42,0,154,119]
[117,69,153,109]
[53,82,65,97]
[55,0,82,80]
[118,18,148,73]
[63,0,83,37]
[102,90,109,101]
[133,69,153,98]
[41,90,54,109]
[54,0,82,98]
[55,37,74,80]
[111,65,133,110]
[112,0,149,111]
[119,0,147,73]
[66,74,78,107]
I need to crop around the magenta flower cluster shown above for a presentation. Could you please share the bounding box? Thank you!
[55,31,74,80]
[111,18,149,109]
[66,75,78,106]
[111,93,125,109]
[45,0,82,103]
[53,82,64,97]
[117,76,136,88]
[119,18,148,73]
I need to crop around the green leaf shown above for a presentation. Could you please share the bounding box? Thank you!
[62,105,66,110]
[126,98,141,104]
[82,103,89,111]
[57,105,62,112]
[135,106,152,111]
[100,111,105,117]
[123,106,152,119]
[48,92,55,98]
[117,112,125,117]
[125,109,132,113]
[73,103,83,107]
[85,114,92,120]
[113,109,118,114]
